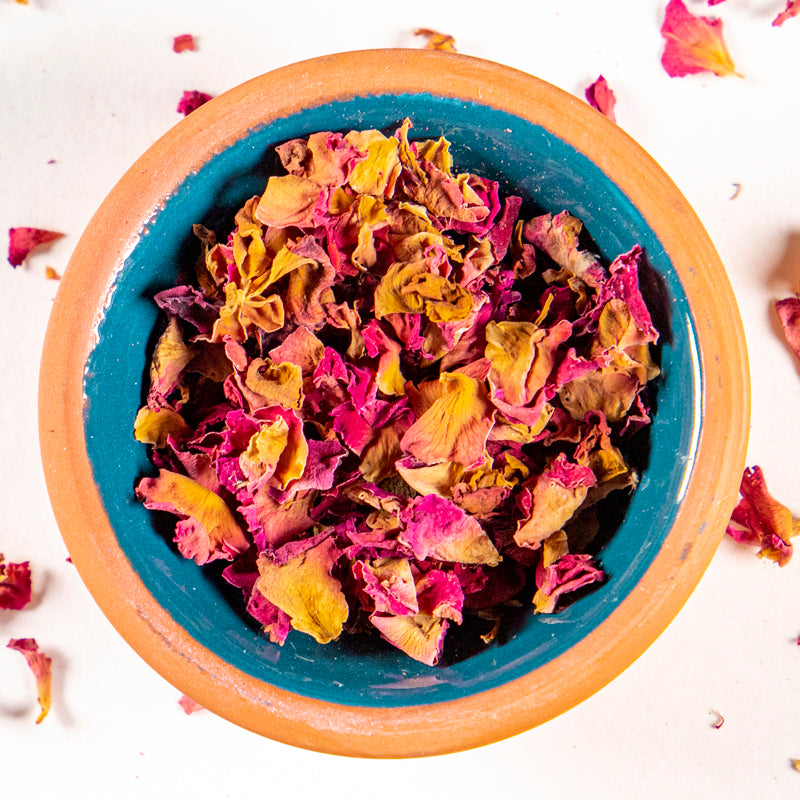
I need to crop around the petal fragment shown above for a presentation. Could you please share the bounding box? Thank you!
[0,555,32,610]
[660,0,740,78]
[726,465,799,566]
[584,75,617,123]
[255,536,349,644]
[7,638,52,723]
[8,227,64,267]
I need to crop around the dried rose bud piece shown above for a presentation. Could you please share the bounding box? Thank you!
[7,638,52,723]
[584,75,617,123]
[8,227,64,267]
[660,0,740,78]
[0,555,32,610]
[173,34,196,53]
[177,90,213,116]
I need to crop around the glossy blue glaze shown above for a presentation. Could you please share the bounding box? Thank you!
[83,93,700,706]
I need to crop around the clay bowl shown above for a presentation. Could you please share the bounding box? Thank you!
[39,49,749,757]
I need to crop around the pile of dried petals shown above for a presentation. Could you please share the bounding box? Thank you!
[134,120,661,665]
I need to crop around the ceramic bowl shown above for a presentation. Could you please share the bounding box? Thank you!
[38,49,749,757]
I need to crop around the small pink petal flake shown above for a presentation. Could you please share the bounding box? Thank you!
[172,34,196,53]
[177,90,213,116]
[7,638,52,724]
[178,694,204,714]
[414,27,457,52]
[584,75,617,123]
[660,0,740,78]
[726,465,800,566]
[774,1,800,26]
[8,226,64,268]
[775,295,800,364]
[707,0,726,5]
[0,554,32,610]
[710,709,725,729]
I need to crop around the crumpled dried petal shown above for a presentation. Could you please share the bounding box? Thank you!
[522,211,604,287]
[660,0,740,78]
[584,75,617,123]
[356,557,419,615]
[0,555,32,610]
[726,465,800,566]
[773,1,800,26]
[135,469,250,564]
[8,227,64,267]
[775,296,800,363]
[515,453,597,549]
[533,552,604,614]
[7,638,52,723]
[400,494,501,566]
[414,27,457,51]
[177,90,213,116]
[255,535,348,643]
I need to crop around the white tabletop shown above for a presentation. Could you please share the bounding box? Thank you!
[2,1,799,796]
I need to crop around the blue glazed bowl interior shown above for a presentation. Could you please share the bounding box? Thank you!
[83,92,700,707]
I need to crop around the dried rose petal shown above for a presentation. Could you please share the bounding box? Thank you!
[0,555,32,610]
[370,612,448,665]
[775,296,800,363]
[584,75,617,123]
[773,1,800,26]
[7,638,52,723]
[177,90,213,116]
[660,0,739,78]
[178,694,204,714]
[8,227,64,267]
[173,34,196,53]
[413,28,457,52]
[400,494,501,566]
[135,469,250,564]
[726,465,799,566]
[255,535,348,644]
[533,551,604,614]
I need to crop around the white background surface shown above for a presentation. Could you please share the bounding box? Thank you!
[2,0,799,796]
